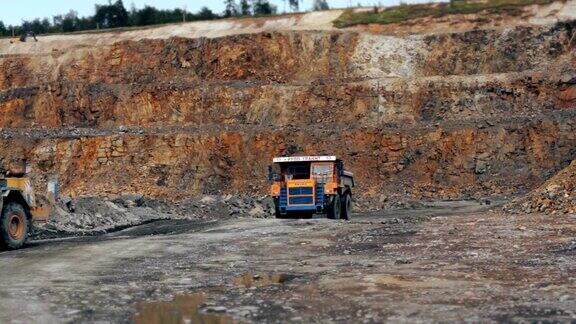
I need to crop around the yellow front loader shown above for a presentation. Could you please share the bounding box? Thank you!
[0,173,49,250]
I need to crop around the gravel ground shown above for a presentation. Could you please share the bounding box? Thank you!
[2,201,575,323]
[33,195,276,239]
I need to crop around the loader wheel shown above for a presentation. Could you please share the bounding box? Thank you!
[341,193,352,221]
[327,194,341,220]
[0,202,29,250]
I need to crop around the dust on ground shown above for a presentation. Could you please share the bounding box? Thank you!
[2,201,576,323]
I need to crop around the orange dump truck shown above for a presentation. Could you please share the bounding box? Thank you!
[269,156,354,219]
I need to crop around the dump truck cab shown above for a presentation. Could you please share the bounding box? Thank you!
[0,170,49,250]
[269,156,354,219]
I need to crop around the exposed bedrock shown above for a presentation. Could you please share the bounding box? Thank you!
[0,22,574,201]
[0,114,574,200]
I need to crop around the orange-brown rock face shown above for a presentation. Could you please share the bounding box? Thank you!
[0,22,575,201]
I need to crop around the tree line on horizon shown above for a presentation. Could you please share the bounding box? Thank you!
[0,0,330,37]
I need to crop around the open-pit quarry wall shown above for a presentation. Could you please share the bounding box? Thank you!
[0,5,575,203]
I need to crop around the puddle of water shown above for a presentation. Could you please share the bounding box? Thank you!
[134,293,233,324]
[233,273,291,288]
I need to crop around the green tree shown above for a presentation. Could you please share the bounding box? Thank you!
[61,11,79,32]
[312,0,330,11]
[114,0,130,27]
[0,21,6,36]
[52,15,63,32]
[136,6,158,26]
[77,16,96,31]
[42,18,52,32]
[240,0,251,15]
[173,8,190,23]
[10,25,21,37]
[197,7,217,20]
[253,0,276,15]
[95,0,129,29]
[289,0,299,12]
[95,4,111,28]
[22,18,50,34]
[224,0,239,17]
[128,3,138,26]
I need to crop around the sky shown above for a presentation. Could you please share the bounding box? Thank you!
[0,0,411,26]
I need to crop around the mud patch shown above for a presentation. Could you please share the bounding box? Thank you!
[233,273,294,288]
[134,293,233,324]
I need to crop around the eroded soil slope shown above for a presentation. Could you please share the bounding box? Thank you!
[0,10,575,202]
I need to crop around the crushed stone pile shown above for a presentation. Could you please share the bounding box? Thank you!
[34,195,275,239]
[31,192,416,240]
[506,160,576,215]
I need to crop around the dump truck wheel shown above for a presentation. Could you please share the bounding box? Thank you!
[275,211,283,218]
[0,202,29,250]
[341,193,352,220]
[273,198,285,219]
[327,194,341,220]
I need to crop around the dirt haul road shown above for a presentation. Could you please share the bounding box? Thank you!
[1,202,576,323]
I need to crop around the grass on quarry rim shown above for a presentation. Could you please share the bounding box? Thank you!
[333,0,559,28]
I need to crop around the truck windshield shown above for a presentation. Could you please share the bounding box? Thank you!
[285,165,310,180]
[311,164,333,183]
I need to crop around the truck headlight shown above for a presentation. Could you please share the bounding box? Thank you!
[270,183,281,197]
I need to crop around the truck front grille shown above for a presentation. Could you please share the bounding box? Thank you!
[289,187,313,195]
[289,196,314,205]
